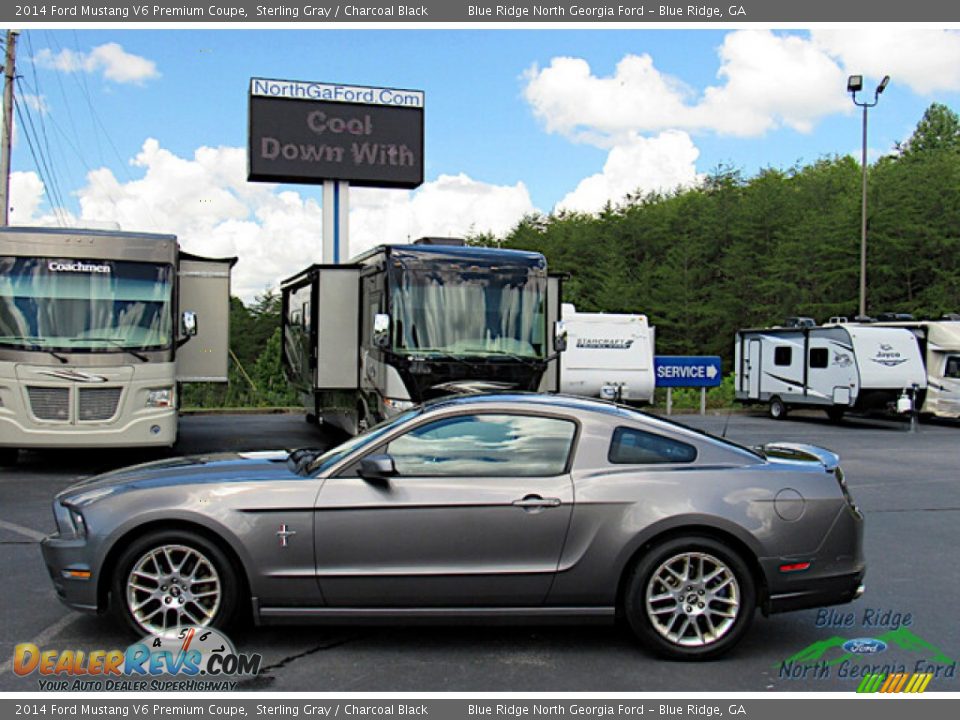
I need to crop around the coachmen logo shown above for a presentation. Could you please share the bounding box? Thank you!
[47,260,111,274]
[872,343,907,368]
[576,339,634,350]
[38,369,108,383]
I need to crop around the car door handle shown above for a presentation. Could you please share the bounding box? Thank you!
[512,494,562,509]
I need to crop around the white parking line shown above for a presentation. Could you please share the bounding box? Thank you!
[0,519,47,542]
[0,613,81,677]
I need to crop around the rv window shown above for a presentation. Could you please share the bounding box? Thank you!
[608,427,697,465]
[809,348,829,369]
[946,356,960,379]
[774,346,792,366]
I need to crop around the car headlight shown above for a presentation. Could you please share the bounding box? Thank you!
[146,387,174,408]
[53,501,88,539]
[382,397,414,412]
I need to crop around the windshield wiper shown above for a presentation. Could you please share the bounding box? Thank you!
[72,337,150,362]
[413,351,482,371]
[468,349,545,370]
[0,336,69,363]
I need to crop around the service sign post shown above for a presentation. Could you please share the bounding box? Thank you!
[247,78,425,263]
[654,355,723,415]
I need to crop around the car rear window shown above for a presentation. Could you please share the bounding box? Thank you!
[608,426,698,465]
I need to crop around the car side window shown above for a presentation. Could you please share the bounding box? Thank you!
[385,413,577,477]
[608,426,697,465]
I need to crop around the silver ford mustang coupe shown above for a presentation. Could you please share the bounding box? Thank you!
[42,394,864,660]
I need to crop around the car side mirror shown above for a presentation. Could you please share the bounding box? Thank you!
[358,453,397,482]
[373,313,391,349]
[554,320,568,353]
[182,310,198,338]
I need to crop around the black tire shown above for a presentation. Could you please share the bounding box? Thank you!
[624,536,757,661]
[0,448,18,466]
[826,406,846,423]
[305,413,318,425]
[111,529,241,637]
[769,397,787,420]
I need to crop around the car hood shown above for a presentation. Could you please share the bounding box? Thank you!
[57,450,302,507]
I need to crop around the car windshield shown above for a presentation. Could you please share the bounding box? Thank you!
[390,268,546,359]
[307,408,422,474]
[0,257,173,352]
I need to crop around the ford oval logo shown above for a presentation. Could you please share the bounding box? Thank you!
[843,638,887,654]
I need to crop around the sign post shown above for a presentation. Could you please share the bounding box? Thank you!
[654,355,723,416]
[247,78,425,264]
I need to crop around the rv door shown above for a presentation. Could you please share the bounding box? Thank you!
[176,254,236,382]
[538,274,563,393]
[746,338,762,399]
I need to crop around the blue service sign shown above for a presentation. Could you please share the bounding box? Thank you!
[655,355,723,388]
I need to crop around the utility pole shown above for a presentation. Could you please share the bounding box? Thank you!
[0,29,18,227]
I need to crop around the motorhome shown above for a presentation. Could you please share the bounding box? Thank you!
[559,303,655,403]
[867,320,960,418]
[281,239,564,434]
[0,227,235,464]
[734,324,926,420]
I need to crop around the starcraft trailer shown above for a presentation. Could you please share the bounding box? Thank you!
[869,321,960,418]
[281,240,564,435]
[0,227,235,464]
[734,325,926,420]
[559,303,655,403]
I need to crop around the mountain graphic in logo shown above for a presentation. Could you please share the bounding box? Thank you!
[780,628,954,667]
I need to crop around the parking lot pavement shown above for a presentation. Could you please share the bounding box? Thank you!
[1,410,957,692]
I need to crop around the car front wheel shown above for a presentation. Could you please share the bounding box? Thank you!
[625,536,756,660]
[112,530,239,636]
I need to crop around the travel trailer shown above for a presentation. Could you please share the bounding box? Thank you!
[734,324,926,420]
[0,227,235,464]
[559,303,655,403]
[281,239,565,434]
[868,320,960,419]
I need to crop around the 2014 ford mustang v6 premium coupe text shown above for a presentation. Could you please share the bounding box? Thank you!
[42,393,864,659]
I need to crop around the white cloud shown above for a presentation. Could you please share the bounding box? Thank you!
[812,30,960,95]
[10,140,536,301]
[556,130,701,213]
[35,42,159,85]
[524,30,849,143]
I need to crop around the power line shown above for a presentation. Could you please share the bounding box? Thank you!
[14,77,69,217]
[13,92,65,225]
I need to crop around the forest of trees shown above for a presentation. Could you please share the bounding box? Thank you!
[183,103,960,408]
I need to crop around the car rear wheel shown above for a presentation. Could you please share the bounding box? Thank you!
[112,530,239,636]
[769,397,787,420]
[624,536,756,660]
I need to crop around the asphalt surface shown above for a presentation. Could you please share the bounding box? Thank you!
[1,410,958,692]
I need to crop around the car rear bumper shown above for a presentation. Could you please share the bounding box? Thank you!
[765,571,865,614]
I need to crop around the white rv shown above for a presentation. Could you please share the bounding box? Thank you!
[868,321,960,418]
[734,325,926,420]
[0,227,235,464]
[559,303,655,403]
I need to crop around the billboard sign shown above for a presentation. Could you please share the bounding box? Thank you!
[248,78,424,189]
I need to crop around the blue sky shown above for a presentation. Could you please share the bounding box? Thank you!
[9,29,960,298]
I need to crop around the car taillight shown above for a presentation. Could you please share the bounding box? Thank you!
[835,467,858,511]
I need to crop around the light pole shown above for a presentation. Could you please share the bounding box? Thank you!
[847,74,890,320]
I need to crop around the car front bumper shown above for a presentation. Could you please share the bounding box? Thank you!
[40,532,102,614]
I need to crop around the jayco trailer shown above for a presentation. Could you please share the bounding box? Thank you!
[734,324,926,420]
[869,320,960,418]
[0,227,235,464]
[559,303,655,402]
[281,240,564,435]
